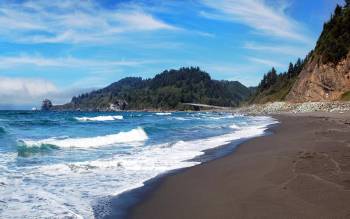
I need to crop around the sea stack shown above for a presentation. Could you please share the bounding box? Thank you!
[41,99,53,111]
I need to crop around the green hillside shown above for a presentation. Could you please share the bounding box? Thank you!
[249,55,309,104]
[55,67,252,111]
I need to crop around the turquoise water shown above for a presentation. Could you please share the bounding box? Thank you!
[0,111,276,218]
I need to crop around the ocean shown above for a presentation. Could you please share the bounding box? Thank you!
[0,111,277,218]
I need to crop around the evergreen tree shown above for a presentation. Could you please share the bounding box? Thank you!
[287,62,294,79]
[315,1,350,64]
[335,4,342,16]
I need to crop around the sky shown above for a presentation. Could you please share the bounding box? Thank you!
[0,0,345,108]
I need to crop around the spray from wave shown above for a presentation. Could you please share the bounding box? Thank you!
[19,127,148,148]
[75,115,123,122]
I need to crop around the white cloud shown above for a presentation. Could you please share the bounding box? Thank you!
[200,0,311,42]
[0,0,177,44]
[0,76,93,105]
[248,57,284,67]
[243,42,310,57]
[0,55,151,69]
[0,77,57,103]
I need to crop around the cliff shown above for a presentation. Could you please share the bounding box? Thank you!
[286,53,350,101]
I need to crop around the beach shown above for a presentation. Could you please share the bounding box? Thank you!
[129,112,350,219]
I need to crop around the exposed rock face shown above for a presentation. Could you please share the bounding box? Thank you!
[41,99,53,111]
[286,53,350,102]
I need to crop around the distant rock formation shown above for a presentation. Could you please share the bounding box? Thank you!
[41,99,53,111]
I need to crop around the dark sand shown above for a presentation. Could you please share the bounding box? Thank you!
[129,113,350,219]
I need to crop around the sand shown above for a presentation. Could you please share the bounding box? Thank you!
[129,113,350,219]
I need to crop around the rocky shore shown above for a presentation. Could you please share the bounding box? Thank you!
[234,101,350,114]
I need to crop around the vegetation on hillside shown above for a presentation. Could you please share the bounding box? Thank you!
[341,91,350,101]
[57,67,252,110]
[315,1,350,64]
[249,54,310,104]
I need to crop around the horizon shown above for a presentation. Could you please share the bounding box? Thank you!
[0,0,344,108]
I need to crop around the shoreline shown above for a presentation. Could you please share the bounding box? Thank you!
[97,120,278,219]
[127,112,350,219]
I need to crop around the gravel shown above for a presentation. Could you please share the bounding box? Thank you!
[233,101,350,115]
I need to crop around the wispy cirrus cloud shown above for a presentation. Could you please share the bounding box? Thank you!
[243,42,311,57]
[0,0,177,44]
[199,0,311,43]
[248,57,284,68]
[0,55,152,69]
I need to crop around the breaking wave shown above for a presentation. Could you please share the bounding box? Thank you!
[19,127,148,149]
[17,143,59,157]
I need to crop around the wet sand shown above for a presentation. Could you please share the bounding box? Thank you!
[129,113,350,219]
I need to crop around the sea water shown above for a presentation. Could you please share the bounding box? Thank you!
[0,111,277,218]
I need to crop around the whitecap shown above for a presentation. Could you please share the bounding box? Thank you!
[75,115,123,122]
[155,112,172,116]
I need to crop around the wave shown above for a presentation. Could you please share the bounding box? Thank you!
[0,126,6,134]
[155,112,172,116]
[20,127,148,149]
[17,143,59,157]
[74,115,123,122]
[8,119,60,127]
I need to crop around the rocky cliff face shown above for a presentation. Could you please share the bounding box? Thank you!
[286,53,350,102]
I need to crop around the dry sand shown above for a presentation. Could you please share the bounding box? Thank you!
[129,113,350,219]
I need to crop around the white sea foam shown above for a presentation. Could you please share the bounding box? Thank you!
[155,112,172,115]
[174,117,191,121]
[230,124,241,129]
[21,127,148,148]
[75,115,123,121]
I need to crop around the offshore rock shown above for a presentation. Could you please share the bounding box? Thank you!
[41,99,53,111]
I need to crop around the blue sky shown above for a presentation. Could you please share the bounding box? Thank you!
[0,0,344,106]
